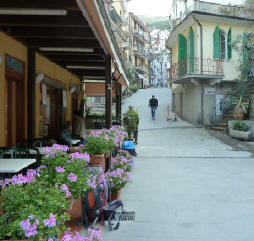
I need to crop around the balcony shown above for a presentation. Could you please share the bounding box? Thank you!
[132,28,150,44]
[133,45,150,59]
[171,1,254,29]
[135,64,149,74]
[170,58,224,83]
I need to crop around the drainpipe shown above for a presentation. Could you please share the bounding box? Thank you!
[168,47,173,111]
[193,15,204,125]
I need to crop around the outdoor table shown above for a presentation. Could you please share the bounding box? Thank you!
[0,158,36,174]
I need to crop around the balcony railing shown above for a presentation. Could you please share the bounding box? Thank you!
[171,1,254,29]
[170,58,224,80]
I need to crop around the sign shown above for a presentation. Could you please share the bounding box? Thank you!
[205,87,216,95]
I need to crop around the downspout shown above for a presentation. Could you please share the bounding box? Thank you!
[193,15,204,126]
[168,46,173,111]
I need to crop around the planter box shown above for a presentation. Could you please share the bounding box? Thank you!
[229,129,252,141]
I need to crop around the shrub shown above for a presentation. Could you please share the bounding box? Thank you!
[232,120,250,132]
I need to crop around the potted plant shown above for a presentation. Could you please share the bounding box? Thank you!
[0,169,70,240]
[106,168,131,200]
[229,120,252,140]
[232,95,250,120]
[82,130,116,171]
[0,144,92,240]
[111,151,134,173]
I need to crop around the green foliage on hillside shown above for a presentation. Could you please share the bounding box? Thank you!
[138,15,171,30]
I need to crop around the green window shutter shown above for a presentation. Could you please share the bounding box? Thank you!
[178,33,187,76]
[189,26,194,73]
[213,26,220,59]
[243,31,248,62]
[227,27,232,60]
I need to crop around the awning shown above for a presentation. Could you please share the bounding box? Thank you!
[85,82,116,97]
[134,70,148,82]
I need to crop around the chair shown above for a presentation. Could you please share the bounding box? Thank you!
[0,147,29,158]
[32,138,53,148]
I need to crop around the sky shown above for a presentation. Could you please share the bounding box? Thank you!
[127,0,244,17]
[127,0,171,16]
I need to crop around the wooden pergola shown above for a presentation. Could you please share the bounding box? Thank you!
[0,0,128,138]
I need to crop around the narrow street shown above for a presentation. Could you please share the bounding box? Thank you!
[103,88,254,241]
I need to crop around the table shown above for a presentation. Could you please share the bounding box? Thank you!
[0,158,36,173]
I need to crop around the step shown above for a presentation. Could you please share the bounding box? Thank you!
[217,122,228,127]
[210,126,226,131]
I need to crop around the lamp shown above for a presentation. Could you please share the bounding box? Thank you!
[39,47,94,53]
[35,73,44,83]
[66,65,105,70]
[0,9,67,16]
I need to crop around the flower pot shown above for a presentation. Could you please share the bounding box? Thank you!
[111,189,121,201]
[233,107,244,120]
[64,197,83,234]
[229,129,252,141]
[89,154,105,171]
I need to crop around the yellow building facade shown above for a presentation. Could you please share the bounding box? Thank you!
[167,4,254,126]
[0,31,80,147]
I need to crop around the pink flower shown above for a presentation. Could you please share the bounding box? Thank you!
[67,173,77,182]
[44,213,56,227]
[56,166,65,173]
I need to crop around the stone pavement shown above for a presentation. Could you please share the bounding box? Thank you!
[101,88,254,241]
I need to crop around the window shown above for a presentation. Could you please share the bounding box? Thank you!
[135,56,138,67]
[213,26,232,60]
[220,30,226,60]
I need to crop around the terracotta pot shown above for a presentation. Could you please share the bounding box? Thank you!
[111,189,121,201]
[59,197,83,239]
[233,107,244,120]
[89,154,105,171]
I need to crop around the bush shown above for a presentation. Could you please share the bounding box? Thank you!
[232,120,250,132]
[129,83,139,93]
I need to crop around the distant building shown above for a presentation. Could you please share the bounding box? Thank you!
[129,13,151,88]
[150,30,170,87]
[166,0,254,126]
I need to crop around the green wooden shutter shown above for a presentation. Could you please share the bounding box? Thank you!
[189,26,194,73]
[178,33,187,76]
[213,26,220,59]
[243,31,248,62]
[227,27,232,60]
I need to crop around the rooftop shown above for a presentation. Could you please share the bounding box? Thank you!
[171,1,254,29]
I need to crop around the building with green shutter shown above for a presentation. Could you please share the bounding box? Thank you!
[166,0,253,126]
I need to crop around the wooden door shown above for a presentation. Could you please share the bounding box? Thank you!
[6,77,24,146]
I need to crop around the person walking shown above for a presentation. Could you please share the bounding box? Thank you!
[123,106,139,144]
[149,95,158,120]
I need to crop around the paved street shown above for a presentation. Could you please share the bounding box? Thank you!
[102,88,254,241]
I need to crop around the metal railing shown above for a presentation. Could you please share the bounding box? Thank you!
[170,57,224,80]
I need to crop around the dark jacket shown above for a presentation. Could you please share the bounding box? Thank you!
[59,129,72,146]
[149,98,158,107]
